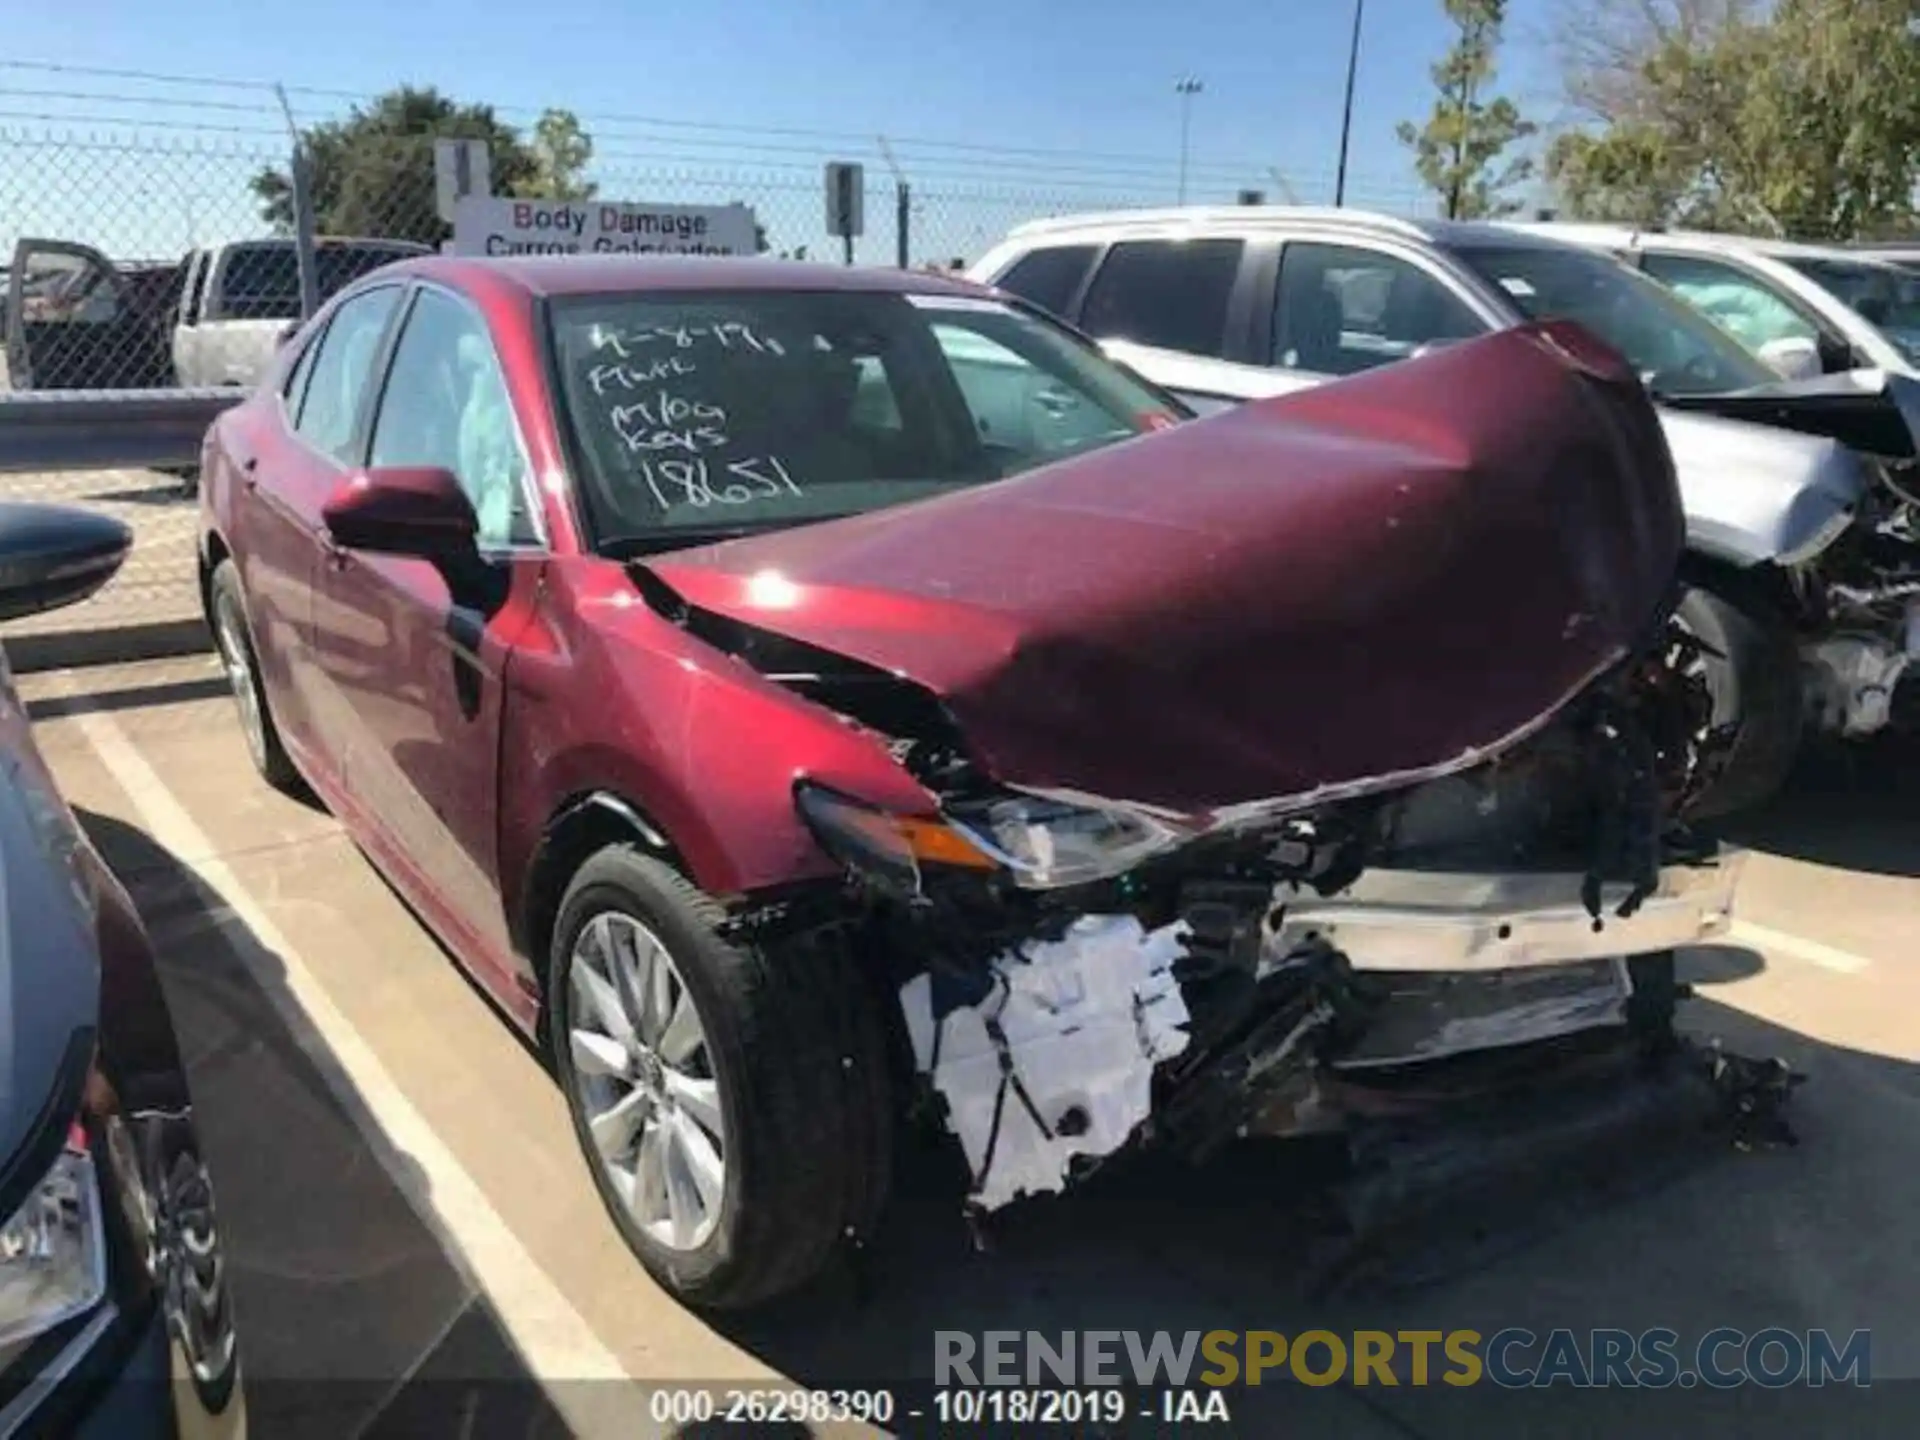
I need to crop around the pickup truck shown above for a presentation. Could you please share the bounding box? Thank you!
[3,235,427,392]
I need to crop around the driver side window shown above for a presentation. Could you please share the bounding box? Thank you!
[367,288,537,548]
[1640,253,1820,354]
[1273,243,1482,376]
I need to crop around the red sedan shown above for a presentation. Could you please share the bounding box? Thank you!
[197,255,1739,1311]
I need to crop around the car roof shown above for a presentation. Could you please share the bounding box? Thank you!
[999,205,1601,255]
[378,253,996,301]
[1508,221,1887,266]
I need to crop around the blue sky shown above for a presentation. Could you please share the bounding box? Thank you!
[0,0,1571,264]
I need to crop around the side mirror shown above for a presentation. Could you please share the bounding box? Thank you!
[321,466,476,559]
[1757,335,1824,381]
[0,504,131,623]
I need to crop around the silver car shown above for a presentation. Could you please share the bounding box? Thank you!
[970,207,1920,819]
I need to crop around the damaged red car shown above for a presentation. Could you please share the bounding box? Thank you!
[197,255,1754,1311]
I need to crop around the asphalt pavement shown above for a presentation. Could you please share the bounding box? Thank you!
[17,653,1920,1438]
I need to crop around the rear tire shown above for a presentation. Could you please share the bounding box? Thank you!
[549,846,892,1311]
[208,559,300,793]
[1675,585,1804,822]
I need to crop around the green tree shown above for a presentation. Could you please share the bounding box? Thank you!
[1544,30,1763,228]
[250,87,572,246]
[512,108,597,202]
[1396,0,1537,219]
[1545,0,1920,240]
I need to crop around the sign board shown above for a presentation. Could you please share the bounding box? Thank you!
[825,162,865,239]
[449,197,760,257]
[434,138,493,225]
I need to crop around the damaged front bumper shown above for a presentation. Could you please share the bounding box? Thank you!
[898,846,1748,1215]
[1269,854,1744,975]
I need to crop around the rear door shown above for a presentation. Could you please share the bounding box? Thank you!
[195,241,308,387]
[228,282,407,774]
[5,239,172,389]
[1073,236,1264,363]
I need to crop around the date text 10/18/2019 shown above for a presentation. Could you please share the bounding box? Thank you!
[637,1386,1228,1429]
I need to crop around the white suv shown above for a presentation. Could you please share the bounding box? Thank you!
[969,207,1920,818]
[1506,222,1920,379]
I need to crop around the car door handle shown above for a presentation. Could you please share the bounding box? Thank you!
[239,455,259,489]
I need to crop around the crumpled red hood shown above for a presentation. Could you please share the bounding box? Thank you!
[643,320,1683,814]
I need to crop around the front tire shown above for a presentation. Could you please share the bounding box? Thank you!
[1675,585,1804,822]
[550,847,892,1311]
[209,558,300,793]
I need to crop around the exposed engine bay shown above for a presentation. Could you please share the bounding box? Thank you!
[631,324,1809,1266]
[1790,453,1920,736]
[704,596,1789,1224]
[1669,368,1920,738]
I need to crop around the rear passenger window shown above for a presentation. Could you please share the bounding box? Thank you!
[292,286,402,463]
[992,245,1099,319]
[1077,239,1245,359]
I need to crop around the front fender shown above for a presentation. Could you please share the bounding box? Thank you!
[1657,406,1866,567]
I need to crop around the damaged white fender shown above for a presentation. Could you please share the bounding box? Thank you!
[899,915,1191,1211]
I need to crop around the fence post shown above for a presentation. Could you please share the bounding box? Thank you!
[273,84,322,320]
[896,181,910,269]
[289,144,321,320]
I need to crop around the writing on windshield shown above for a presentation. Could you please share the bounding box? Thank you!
[582,321,806,511]
[548,287,1174,549]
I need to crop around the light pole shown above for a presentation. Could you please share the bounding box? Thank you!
[1334,0,1365,206]
[1175,76,1204,204]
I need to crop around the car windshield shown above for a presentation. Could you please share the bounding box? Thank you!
[547,287,1181,552]
[1787,255,1920,366]
[1450,240,1776,397]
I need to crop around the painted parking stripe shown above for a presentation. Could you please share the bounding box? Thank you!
[43,680,631,1400]
[1727,919,1874,975]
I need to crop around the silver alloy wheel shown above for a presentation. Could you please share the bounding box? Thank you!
[567,911,727,1253]
[212,590,267,770]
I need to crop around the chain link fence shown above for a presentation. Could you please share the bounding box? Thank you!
[0,67,1434,661]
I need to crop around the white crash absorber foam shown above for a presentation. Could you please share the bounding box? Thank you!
[899,915,1192,1212]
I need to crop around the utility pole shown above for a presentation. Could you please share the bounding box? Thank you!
[1175,77,1204,204]
[1334,0,1365,206]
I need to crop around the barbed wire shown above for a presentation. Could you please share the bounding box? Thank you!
[0,59,1405,196]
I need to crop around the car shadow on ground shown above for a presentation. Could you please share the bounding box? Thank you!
[704,954,1920,1437]
[1717,730,1920,877]
[74,808,573,1440]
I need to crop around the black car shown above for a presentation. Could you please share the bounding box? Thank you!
[0,504,244,1436]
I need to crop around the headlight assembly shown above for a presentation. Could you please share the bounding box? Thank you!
[0,1124,107,1351]
[795,781,1182,892]
[943,793,1182,888]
